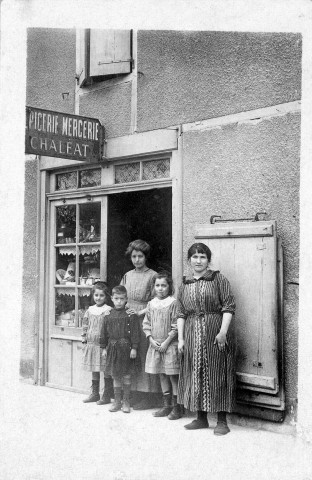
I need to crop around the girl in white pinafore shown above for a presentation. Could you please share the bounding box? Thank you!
[143,272,182,420]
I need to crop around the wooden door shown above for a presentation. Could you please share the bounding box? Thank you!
[47,195,107,393]
[195,221,285,416]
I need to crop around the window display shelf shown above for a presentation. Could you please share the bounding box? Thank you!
[77,242,101,246]
[55,285,75,296]
[77,286,93,297]
[57,246,76,256]
[79,244,100,256]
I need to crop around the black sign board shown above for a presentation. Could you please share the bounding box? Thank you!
[25,106,105,162]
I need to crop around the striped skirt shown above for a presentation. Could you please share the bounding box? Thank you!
[177,313,236,413]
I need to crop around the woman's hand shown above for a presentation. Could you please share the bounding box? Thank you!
[178,339,185,354]
[130,348,137,359]
[149,337,161,350]
[102,348,107,359]
[126,308,136,316]
[214,331,227,352]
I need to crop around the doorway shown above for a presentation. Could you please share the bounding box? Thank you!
[107,187,172,287]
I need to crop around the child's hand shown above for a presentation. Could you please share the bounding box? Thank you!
[102,349,107,359]
[178,339,185,354]
[149,337,161,350]
[130,348,137,359]
[158,340,169,353]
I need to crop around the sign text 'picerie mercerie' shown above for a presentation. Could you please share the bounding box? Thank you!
[25,107,105,162]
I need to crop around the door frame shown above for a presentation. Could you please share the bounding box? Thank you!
[36,147,183,387]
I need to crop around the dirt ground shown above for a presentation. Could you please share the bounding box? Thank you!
[1,383,312,480]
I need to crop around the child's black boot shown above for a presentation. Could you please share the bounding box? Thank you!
[83,380,100,403]
[97,376,114,405]
[168,395,183,420]
[109,387,122,412]
[184,410,209,429]
[122,384,131,413]
[152,393,172,417]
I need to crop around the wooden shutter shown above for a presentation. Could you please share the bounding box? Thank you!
[89,29,132,77]
[195,221,285,413]
[76,29,89,87]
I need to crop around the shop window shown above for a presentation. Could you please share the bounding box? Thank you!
[76,29,133,86]
[54,202,102,328]
[56,168,101,191]
[114,159,170,184]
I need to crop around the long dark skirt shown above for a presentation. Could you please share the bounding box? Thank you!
[177,313,236,413]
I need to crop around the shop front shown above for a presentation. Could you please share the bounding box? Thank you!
[23,28,301,428]
[35,128,182,394]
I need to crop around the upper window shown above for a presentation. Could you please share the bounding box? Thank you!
[56,168,101,191]
[76,29,133,86]
[115,158,170,184]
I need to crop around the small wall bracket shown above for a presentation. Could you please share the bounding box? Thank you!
[210,212,267,224]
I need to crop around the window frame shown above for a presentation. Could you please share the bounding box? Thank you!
[76,28,133,87]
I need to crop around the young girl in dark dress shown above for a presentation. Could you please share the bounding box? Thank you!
[102,285,140,413]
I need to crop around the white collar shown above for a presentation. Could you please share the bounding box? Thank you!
[150,296,175,309]
[89,304,111,315]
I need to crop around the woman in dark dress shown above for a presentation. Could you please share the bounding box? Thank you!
[177,243,236,435]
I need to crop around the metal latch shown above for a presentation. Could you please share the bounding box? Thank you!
[98,58,134,67]
[210,212,267,224]
[253,361,263,368]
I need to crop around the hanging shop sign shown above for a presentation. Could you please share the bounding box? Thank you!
[25,106,105,162]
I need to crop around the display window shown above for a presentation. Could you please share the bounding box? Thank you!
[50,198,105,336]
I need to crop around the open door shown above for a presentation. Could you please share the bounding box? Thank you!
[195,220,285,421]
[107,187,172,286]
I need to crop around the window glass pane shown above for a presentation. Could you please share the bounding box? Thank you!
[78,293,92,328]
[55,292,75,327]
[142,159,170,180]
[55,248,76,327]
[56,172,77,190]
[115,163,140,183]
[78,248,101,284]
[78,247,101,327]
[56,205,76,244]
[79,202,101,242]
[79,169,101,188]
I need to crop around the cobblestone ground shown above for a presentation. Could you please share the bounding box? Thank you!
[1,383,312,480]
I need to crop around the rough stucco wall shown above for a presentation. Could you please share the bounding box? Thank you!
[182,112,300,409]
[79,83,132,138]
[137,31,301,131]
[26,28,75,114]
[21,159,39,378]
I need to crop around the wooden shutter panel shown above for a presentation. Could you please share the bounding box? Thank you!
[195,221,284,412]
[76,29,89,87]
[89,29,132,77]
